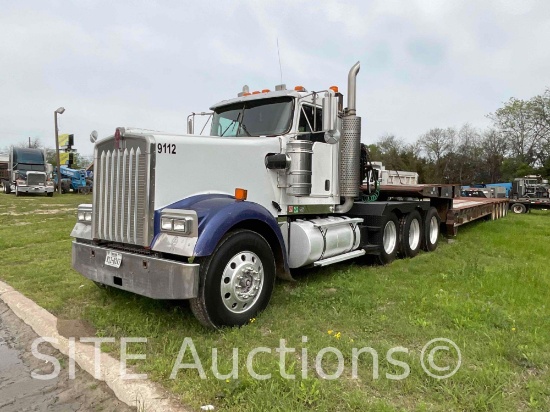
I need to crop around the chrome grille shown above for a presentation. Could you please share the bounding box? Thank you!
[27,173,45,186]
[92,136,153,246]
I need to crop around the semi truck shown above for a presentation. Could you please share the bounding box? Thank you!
[461,177,550,214]
[1,147,54,196]
[71,62,505,328]
[509,175,550,213]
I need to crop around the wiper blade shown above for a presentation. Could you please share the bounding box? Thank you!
[240,122,252,137]
[221,112,241,137]
[237,106,251,136]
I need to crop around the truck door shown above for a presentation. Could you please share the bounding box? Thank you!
[298,104,334,197]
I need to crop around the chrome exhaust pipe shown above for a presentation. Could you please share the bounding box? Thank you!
[346,61,360,116]
[336,62,362,213]
[335,196,354,213]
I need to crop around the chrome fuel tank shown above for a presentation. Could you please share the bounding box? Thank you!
[281,216,361,268]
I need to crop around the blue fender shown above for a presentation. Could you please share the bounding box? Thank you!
[154,194,290,275]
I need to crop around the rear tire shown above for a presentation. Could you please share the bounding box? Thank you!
[422,207,440,252]
[190,229,276,329]
[399,210,422,258]
[378,213,399,264]
[511,203,527,214]
[47,191,53,197]
[61,180,70,194]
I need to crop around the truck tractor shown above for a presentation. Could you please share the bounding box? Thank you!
[509,175,550,214]
[71,62,442,328]
[1,147,54,197]
[512,175,550,199]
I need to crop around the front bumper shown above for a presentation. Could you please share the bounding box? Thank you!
[17,185,53,194]
[72,241,200,299]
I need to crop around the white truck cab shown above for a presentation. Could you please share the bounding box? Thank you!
[72,62,440,328]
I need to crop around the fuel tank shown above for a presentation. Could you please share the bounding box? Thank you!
[281,216,361,268]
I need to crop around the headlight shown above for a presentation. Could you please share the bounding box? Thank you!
[160,217,192,234]
[78,211,92,222]
[77,204,93,223]
[160,210,197,236]
[161,217,173,231]
[173,219,187,232]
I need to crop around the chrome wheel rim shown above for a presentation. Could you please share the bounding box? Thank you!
[220,251,264,314]
[409,218,421,250]
[383,221,397,254]
[513,205,522,214]
[429,216,439,244]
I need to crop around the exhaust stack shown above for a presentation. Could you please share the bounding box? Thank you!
[336,62,361,213]
[346,61,360,116]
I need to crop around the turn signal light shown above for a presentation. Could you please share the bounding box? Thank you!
[235,188,248,201]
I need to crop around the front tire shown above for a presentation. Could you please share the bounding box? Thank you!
[190,229,276,329]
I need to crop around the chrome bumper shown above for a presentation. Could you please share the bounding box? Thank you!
[17,186,53,193]
[72,241,200,299]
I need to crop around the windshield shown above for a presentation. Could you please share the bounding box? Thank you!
[13,149,44,165]
[17,165,46,172]
[211,97,293,137]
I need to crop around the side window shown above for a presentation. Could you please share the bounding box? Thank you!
[298,104,324,142]
[298,105,323,133]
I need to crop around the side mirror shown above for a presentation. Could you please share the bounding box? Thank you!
[322,94,340,144]
[90,130,98,143]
